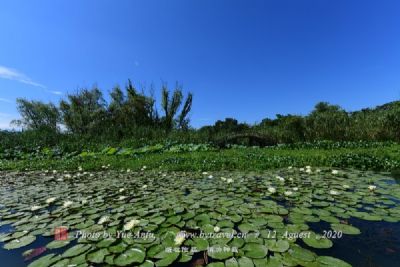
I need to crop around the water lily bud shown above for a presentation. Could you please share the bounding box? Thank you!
[124,219,140,231]
[46,197,56,204]
[368,185,376,191]
[268,187,276,194]
[284,191,293,196]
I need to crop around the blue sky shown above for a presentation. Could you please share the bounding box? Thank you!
[1,0,399,129]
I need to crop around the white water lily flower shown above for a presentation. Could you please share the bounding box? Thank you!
[226,178,234,184]
[208,175,214,179]
[368,185,377,191]
[31,205,41,211]
[124,219,141,231]
[142,185,148,189]
[174,231,186,246]
[299,168,305,172]
[118,196,127,200]
[288,166,293,170]
[78,166,83,171]
[343,184,350,189]
[64,174,72,178]
[329,190,339,195]
[119,188,125,193]
[332,170,339,175]
[90,173,94,177]
[127,169,131,173]
[63,200,73,208]
[98,216,109,225]
[202,172,208,175]
[52,170,57,174]
[221,177,227,181]
[305,169,312,174]
[276,176,285,182]
[293,187,299,191]
[267,187,276,194]
[284,191,293,196]
[306,166,311,169]
[214,226,220,232]
[46,197,56,204]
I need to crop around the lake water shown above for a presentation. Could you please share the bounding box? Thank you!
[0,173,400,267]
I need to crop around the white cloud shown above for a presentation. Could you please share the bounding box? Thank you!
[46,90,63,95]
[0,97,13,103]
[0,65,46,88]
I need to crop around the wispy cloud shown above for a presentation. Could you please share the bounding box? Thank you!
[46,90,63,95]
[0,65,63,96]
[0,97,13,103]
[0,65,46,88]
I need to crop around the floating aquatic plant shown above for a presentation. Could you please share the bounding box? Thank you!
[0,168,399,266]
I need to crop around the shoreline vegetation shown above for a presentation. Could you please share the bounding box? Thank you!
[1,142,399,173]
[1,82,400,173]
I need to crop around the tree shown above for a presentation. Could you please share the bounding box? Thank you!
[275,114,306,143]
[13,98,60,132]
[161,83,193,132]
[125,80,157,127]
[59,87,107,135]
[306,102,349,140]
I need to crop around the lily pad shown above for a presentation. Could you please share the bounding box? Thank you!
[317,256,352,267]
[3,235,36,250]
[87,248,109,263]
[331,224,361,235]
[265,239,289,252]
[208,245,234,260]
[154,252,180,267]
[243,243,268,259]
[62,244,92,258]
[302,232,333,249]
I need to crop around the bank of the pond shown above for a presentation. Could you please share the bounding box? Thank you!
[1,147,400,172]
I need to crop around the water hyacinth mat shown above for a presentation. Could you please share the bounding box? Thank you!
[0,168,400,267]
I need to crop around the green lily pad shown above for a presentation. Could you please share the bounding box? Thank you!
[317,256,352,267]
[87,248,109,263]
[114,247,146,266]
[207,263,225,267]
[238,257,254,267]
[331,224,361,235]
[62,244,92,258]
[243,243,268,259]
[225,257,239,267]
[302,232,333,249]
[208,245,234,260]
[154,252,180,267]
[288,245,315,262]
[3,235,36,250]
[265,239,289,252]
[27,254,61,267]
[46,240,70,249]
